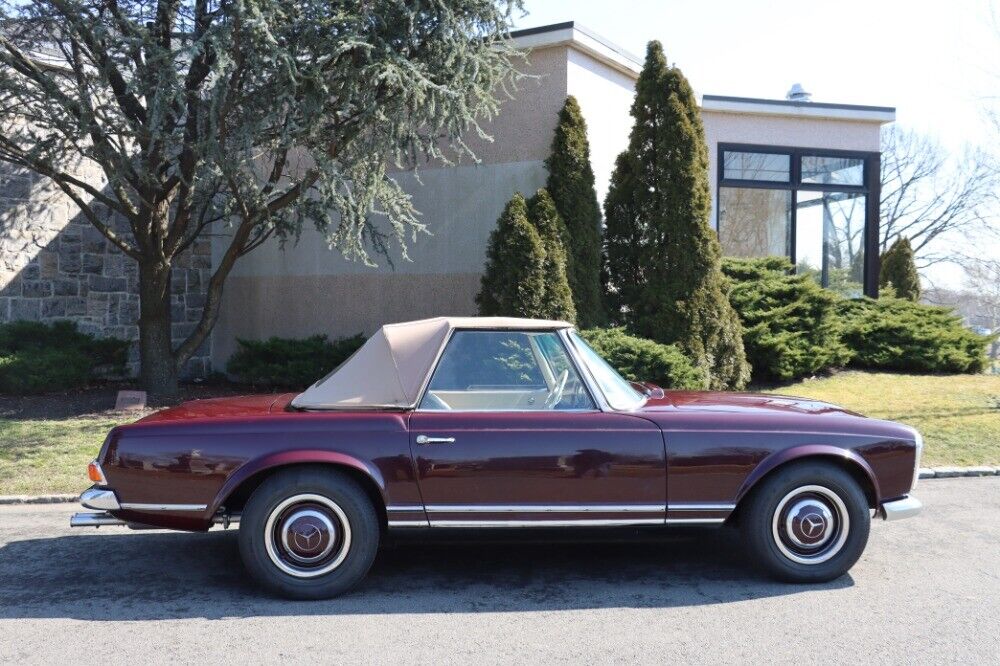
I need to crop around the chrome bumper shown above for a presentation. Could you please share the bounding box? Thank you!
[879,495,922,521]
[80,487,121,511]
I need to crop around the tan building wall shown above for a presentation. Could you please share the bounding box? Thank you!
[211,38,640,369]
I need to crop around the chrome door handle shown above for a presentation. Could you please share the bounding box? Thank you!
[416,435,455,445]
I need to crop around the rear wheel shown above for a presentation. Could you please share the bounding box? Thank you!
[740,461,870,583]
[238,468,379,599]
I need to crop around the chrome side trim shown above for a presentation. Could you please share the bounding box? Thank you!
[120,503,208,511]
[388,520,429,528]
[80,488,121,511]
[386,505,426,513]
[668,503,736,512]
[430,518,666,528]
[665,518,726,525]
[879,495,922,521]
[425,504,665,513]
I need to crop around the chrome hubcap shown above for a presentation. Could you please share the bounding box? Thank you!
[281,509,337,563]
[264,494,351,578]
[772,485,849,565]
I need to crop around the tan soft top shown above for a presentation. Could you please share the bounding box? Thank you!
[290,316,572,410]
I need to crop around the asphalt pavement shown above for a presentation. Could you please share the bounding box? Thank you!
[1,477,998,664]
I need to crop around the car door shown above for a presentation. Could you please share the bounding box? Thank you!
[408,329,665,527]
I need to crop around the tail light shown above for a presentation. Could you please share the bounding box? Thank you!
[88,460,108,485]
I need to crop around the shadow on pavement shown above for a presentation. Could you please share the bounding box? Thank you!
[0,526,852,620]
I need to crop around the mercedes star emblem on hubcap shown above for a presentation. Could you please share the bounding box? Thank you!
[292,523,322,551]
[800,512,826,538]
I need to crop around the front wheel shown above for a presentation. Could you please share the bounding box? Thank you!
[238,468,380,599]
[740,462,870,583]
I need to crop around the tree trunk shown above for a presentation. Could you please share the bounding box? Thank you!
[138,260,178,396]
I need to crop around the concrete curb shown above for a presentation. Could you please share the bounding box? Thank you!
[2,468,998,506]
[0,494,79,505]
[918,467,1000,479]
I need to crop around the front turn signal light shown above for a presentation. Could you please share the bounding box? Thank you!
[88,460,107,485]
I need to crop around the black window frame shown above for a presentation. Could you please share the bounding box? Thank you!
[717,142,880,297]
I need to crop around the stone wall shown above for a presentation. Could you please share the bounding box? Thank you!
[0,163,211,378]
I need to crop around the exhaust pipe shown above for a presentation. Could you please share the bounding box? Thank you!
[70,511,241,529]
[70,512,126,527]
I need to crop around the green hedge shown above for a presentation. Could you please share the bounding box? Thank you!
[226,333,366,389]
[0,320,130,394]
[723,257,851,382]
[580,327,704,390]
[838,297,992,373]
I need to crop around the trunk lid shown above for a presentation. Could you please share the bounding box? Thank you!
[134,393,296,424]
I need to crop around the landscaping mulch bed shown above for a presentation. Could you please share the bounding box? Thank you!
[0,382,248,421]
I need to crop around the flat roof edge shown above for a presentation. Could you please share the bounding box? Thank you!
[702,94,896,123]
[509,21,642,77]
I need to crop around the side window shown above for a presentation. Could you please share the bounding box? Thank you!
[420,331,595,411]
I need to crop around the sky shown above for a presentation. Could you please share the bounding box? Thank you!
[515,0,1000,287]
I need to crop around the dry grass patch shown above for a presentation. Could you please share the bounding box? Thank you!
[774,371,1000,467]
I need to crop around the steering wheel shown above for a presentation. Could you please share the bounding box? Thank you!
[544,370,569,409]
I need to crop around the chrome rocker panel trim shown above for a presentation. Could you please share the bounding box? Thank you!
[879,495,922,521]
[78,487,206,512]
[424,504,666,513]
[120,502,209,511]
[388,503,730,528]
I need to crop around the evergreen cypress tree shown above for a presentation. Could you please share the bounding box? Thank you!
[476,194,547,317]
[528,189,577,323]
[879,237,922,301]
[546,96,605,327]
[604,42,750,390]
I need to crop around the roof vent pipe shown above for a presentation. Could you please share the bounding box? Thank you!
[786,83,812,102]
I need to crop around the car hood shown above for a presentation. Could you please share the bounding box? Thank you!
[639,391,865,417]
[134,393,296,424]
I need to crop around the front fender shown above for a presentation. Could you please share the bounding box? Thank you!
[209,449,388,515]
[735,444,881,506]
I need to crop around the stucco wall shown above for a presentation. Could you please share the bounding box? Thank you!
[407,45,569,169]
[211,45,579,369]
[212,160,548,367]
[565,47,637,206]
[702,110,883,229]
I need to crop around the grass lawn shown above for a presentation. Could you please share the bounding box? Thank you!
[0,416,126,496]
[773,371,1000,467]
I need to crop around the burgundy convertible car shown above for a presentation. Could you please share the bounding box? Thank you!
[72,317,922,599]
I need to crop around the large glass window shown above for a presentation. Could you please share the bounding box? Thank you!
[717,146,875,296]
[796,191,867,298]
[718,188,791,258]
[420,331,594,411]
[723,151,790,182]
[801,156,864,186]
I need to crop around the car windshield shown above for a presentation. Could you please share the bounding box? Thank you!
[568,331,646,411]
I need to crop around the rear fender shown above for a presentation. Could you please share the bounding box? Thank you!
[209,449,387,515]
[735,444,881,506]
